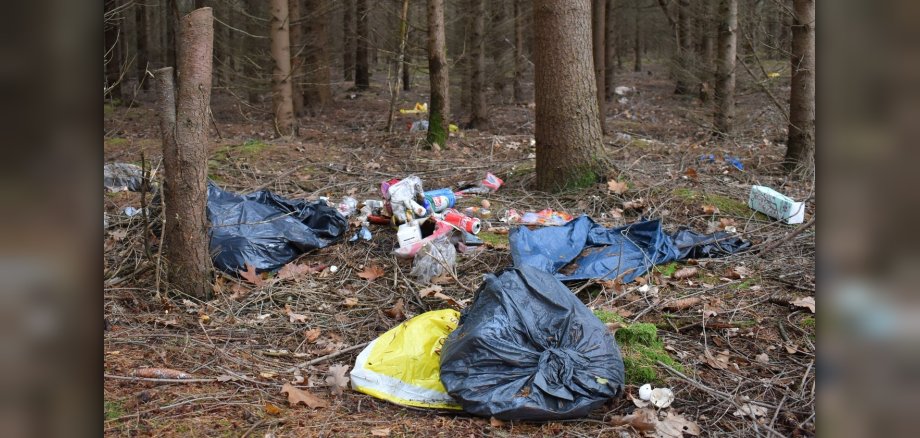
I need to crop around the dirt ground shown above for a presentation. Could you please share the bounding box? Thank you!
[104,61,815,437]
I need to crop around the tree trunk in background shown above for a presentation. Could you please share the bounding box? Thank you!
[426,0,450,146]
[604,0,615,102]
[136,2,150,90]
[675,0,693,94]
[533,0,606,192]
[343,0,355,80]
[702,0,716,69]
[104,0,123,101]
[304,0,332,112]
[289,0,304,115]
[633,0,641,72]
[154,7,214,300]
[513,0,526,103]
[714,0,736,136]
[386,0,411,132]
[166,0,177,69]
[489,1,508,96]
[270,0,296,135]
[402,3,411,91]
[244,0,261,104]
[592,0,606,134]
[461,13,472,115]
[469,0,488,129]
[355,0,370,90]
[784,0,815,173]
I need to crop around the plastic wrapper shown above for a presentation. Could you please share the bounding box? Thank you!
[510,216,750,283]
[439,266,625,421]
[351,309,462,410]
[207,182,349,273]
[409,236,457,284]
[104,163,144,192]
[503,208,574,226]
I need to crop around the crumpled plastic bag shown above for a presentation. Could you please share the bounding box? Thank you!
[104,163,145,192]
[409,236,457,284]
[207,182,348,273]
[350,309,462,410]
[439,266,625,421]
[510,216,750,283]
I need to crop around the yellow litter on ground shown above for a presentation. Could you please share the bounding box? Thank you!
[350,309,462,410]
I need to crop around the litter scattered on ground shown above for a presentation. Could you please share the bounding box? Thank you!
[439,266,625,421]
[748,185,805,224]
[510,216,750,283]
[104,162,147,192]
[350,309,462,410]
[410,236,457,285]
[348,226,372,242]
[457,173,503,195]
[399,102,428,114]
[207,182,348,273]
[503,208,574,226]
[639,383,653,400]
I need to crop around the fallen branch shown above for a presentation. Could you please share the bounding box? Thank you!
[104,373,217,384]
[286,342,369,373]
[757,216,815,256]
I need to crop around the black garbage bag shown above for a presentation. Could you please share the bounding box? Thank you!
[439,266,624,421]
[207,182,348,273]
[510,216,750,283]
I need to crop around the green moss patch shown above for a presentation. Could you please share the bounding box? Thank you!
[478,231,509,249]
[673,188,758,218]
[593,310,684,384]
[104,400,124,421]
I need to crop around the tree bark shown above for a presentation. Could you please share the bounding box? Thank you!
[104,0,123,101]
[402,2,412,92]
[604,0,615,102]
[512,0,526,103]
[533,0,606,192]
[303,0,332,112]
[135,2,150,90]
[675,0,694,94]
[633,0,641,72]
[469,0,488,129]
[355,0,370,90]
[592,0,606,134]
[289,0,304,116]
[270,0,297,136]
[488,1,508,96]
[343,0,355,80]
[784,0,815,173]
[426,0,450,146]
[154,7,213,300]
[714,0,737,136]
[244,0,262,104]
[386,0,411,132]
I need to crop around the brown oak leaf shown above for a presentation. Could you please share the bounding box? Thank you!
[357,265,385,281]
[239,263,264,286]
[281,383,329,408]
[325,364,350,396]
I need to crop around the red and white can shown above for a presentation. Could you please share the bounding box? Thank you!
[443,209,482,234]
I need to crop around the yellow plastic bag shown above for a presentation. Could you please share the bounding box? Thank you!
[350,309,462,410]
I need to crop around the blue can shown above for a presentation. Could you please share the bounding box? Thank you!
[423,188,456,213]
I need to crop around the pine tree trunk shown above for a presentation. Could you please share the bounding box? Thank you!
[703,0,716,69]
[675,0,694,94]
[469,0,488,129]
[244,0,262,104]
[270,0,297,135]
[402,3,411,92]
[604,0,615,102]
[105,0,123,101]
[154,7,214,300]
[533,0,606,192]
[136,2,150,90]
[289,0,304,116]
[512,0,526,103]
[714,0,737,136]
[304,0,332,112]
[166,0,177,69]
[633,0,642,73]
[355,0,370,90]
[488,1,508,96]
[426,0,450,146]
[461,13,472,115]
[592,0,606,134]
[386,0,411,132]
[784,0,815,173]
[343,0,355,81]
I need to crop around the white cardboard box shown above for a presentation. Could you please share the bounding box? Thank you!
[748,185,805,224]
[397,222,423,248]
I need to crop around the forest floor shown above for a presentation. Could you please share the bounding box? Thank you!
[104,60,815,437]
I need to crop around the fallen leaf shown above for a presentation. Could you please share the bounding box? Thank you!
[132,368,192,379]
[325,364,350,396]
[663,296,702,311]
[702,349,731,370]
[239,263,264,286]
[281,383,329,408]
[304,328,321,343]
[285,304,309,323]
[629,393,650,408]
[260,372,276,379]
[672,267,699,280]
[610,407,657,433]
[791,296,815,313]
[650,387,675,408]
[657,411,701,437]
[725,266,751,279]
[755,353,770,364]
[702,204,720,215]
[784,343,799,354]
[607,179,628,194]
[702,298,723,318]
[384,298,406,320]
[370,428,391,436]
[683,168,698,179]
[430,274,453,284]
[277,262,325,281]
[343,297,359,308]
[264,403,282,416]
[733,403,768,419]
[357,265,385,281]
[609,208,624,219]
[418,285,461,306]
[489,417,506,427]
[719,218,738,229]
[623,198,646,210]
